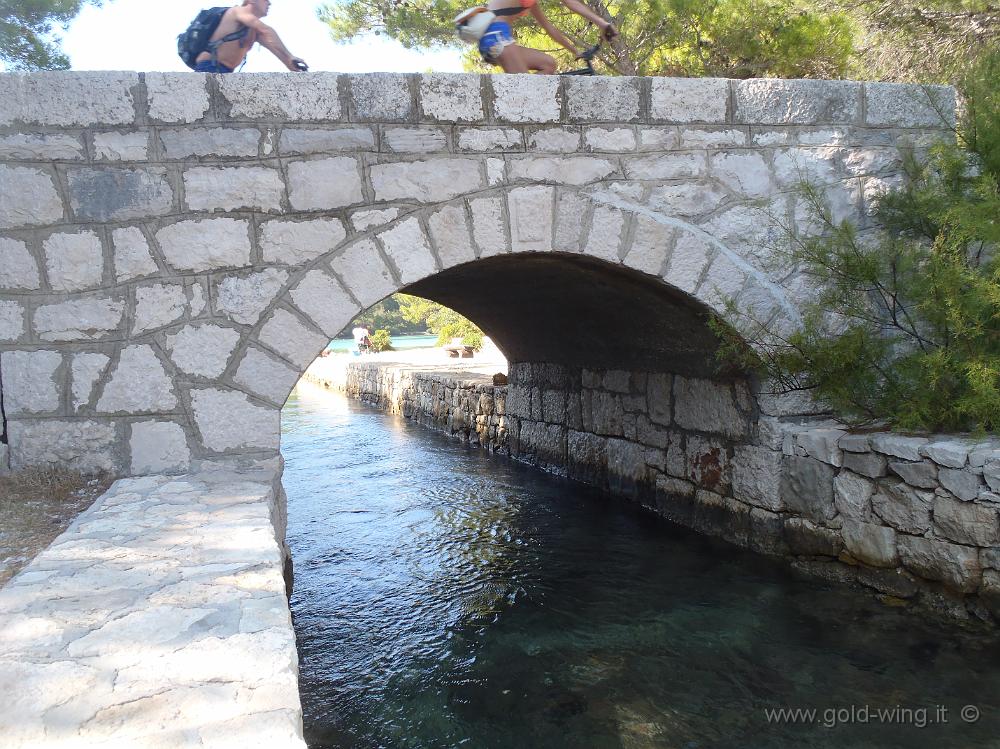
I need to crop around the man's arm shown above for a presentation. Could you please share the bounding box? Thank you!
[232,6,307,71]
[529,4,579,57]
[558,0,618,38]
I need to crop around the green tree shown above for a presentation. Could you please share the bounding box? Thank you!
[319,0,854,77]
[1,0,102,71]
[397,294,485,348]
[714,50,1000,432]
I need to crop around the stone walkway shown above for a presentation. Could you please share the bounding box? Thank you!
[0,463,306,748]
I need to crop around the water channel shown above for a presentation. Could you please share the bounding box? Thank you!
[282,383,1000,749]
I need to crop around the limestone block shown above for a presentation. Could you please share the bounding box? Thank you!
[8,419,119,473]
[191,388,280,452]
[160,128,260,159]
[933,496,1000,546]
[258,309,327,369]
[34,296,125,342]
[288,158,363,210]
[541,389,566,424]
[371,159,484,203]
[790,428,844,468]
[130,421,190,475]
[508,186,555,253]
[839,434,870,453]
[986,459,1000,492]
[279,128,375,154]
[458,128,522,151]
[529,128,581,152]
[351,208,399,232]
[469,197,508,257]
[970,444,1000,469]
[898,535,981,592]
[584,128,636,152]
[67,167,173,222]
[0,238,40,290]
[583,205,626,262]
[872,481,933,534]
[0,133,84,160]
[664,233,713,295]
[607,438,647,485]
[234,348,300,406]
[428,205,476,269]
[260,218,346,265]
[145,72,210,123]
[865,83,956,128]
[166,325,240,378]
[841,520,898,567]
[110,227,157,282]
[0,301,25,342]
[566,77,640,122]
[419,74,484,122]
[834,470,874,521]
[156,218,251,272]
[0,350,62,414]
[678,129,749,148]
[71,353,110,410]
[553,191,587,253]
[508,156,616,186]
[218,73,342,121]
[686,435,730,493]
[184,166,284,212]
[97,345,177,414]
[710,151,773,198]
[673,377,747,439]
[586,390,625,436]
[643,373,671,426]
[772,148,841,189]
[624,153,705,181]
[922,439,971,469]
[8,72,136,126]
[780,455,836,522]
[647,183,728,219]
[214,269,289,326]
[938,467,983,502]
[784,517,843,556]
[492,74,560,123]
[888,459,938,488]
[133,283,187,334]
[0,165,64,228]
[93,131,148,161]
[842,148,902,178]
[290,270,360,338]
[871,434,928,461]
[350,74,411,121]
[650,78,729,123]
[734,79,861,125]
[384,127,448,153]
[329,239,396,307]
[842,450,887,479]
[377,218,438,284]
[732,445,785,511]
[43,231,104,292]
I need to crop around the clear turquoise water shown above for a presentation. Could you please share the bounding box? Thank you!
[282,386,1000,749]
[326,334,439,353]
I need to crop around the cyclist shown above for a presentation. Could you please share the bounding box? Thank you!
[479,0,618,74]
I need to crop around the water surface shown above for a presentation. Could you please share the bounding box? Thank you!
[282,384,1000,749]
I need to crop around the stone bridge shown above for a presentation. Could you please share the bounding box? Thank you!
[1,71,998,744]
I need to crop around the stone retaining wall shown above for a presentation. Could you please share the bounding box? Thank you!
[331,360,1000,627]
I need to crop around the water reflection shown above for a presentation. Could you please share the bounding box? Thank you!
[282,382,1000,749]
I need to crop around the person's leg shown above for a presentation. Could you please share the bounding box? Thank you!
[496,44,558,74]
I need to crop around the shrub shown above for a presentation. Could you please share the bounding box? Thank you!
[435,320,484,350]
[370,329,393,352]
[713,51,1000,433]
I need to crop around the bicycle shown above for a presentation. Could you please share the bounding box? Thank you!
[561,41,601,75]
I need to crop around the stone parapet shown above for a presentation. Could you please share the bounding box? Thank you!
[0,458,305,747]
[330,359,1000,627]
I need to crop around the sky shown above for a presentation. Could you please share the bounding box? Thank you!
[42,0,466,73]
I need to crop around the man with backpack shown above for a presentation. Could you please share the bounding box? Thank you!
[180,0,308,73]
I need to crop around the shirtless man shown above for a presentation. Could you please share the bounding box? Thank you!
[195,0,307,73]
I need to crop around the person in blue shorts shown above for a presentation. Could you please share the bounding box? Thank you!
[195,0,307,73]
[479,0,617,73]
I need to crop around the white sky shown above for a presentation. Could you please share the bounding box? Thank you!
[28,0,466,73]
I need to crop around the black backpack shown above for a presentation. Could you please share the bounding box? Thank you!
[177,7,248,69]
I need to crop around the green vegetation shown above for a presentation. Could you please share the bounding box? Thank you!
[343,294,485,350]
[369,328,394,351]
[0,0,102,70]
[714,51,1000,432]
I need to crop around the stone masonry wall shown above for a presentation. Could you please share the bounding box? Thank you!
[333,360,1000,627]
[0,71,956,478]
